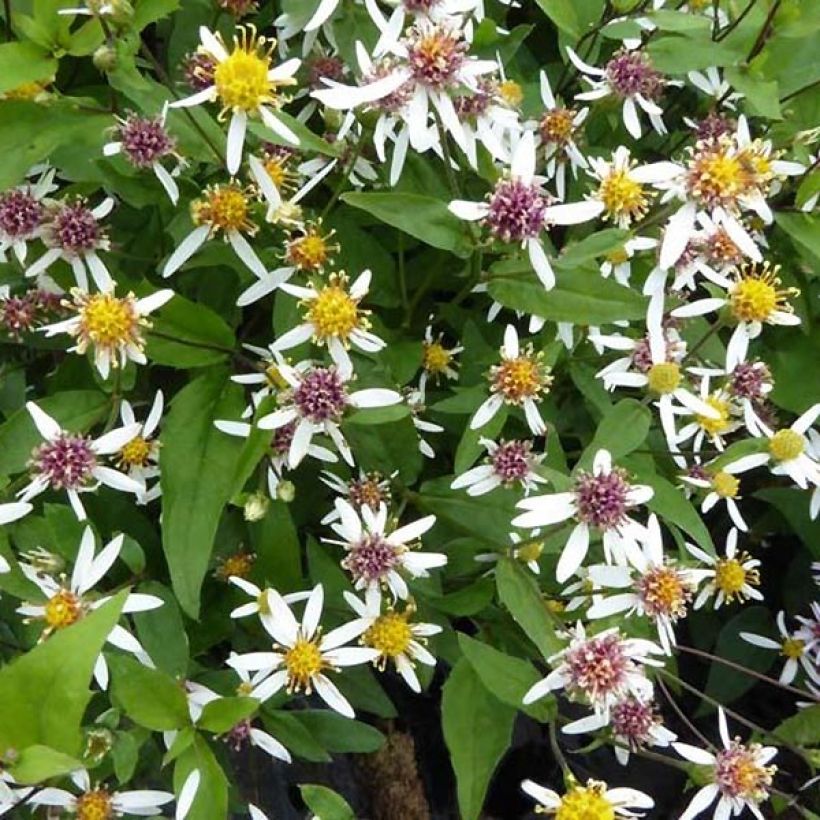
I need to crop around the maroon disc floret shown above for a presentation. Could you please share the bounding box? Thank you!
[47,200,102,254]
[605,49,663,100]
[486,180,548,243]
[342,535,400,585]
[293,367,349,423]
[30,434,97,490]
[491,440,533,484]
[573,467,631,530]
[0,189,44,239]
[118,113,176,168]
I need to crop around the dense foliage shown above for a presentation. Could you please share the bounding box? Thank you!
[0,0,818,818]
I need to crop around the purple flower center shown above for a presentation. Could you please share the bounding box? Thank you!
[293,367,349,424]
[693,112,734,142]
[573,468,631,530]
[49,202,101,253]
[611,696,658,745]
[307,55,346,89]
[491,440,533,484]
[453,81,493,120]
[730,361,770,401]
[30,433,97,490]
[118,114,175,168]
[404,0,439,11]
[406,26,467,89]
[0,189,43,238]
[225,719,253,751]
[342,535,400,584]
[183,51,217,91]
[272,420,297,455]
[486,179,548,243]
[605,49,663,100]
[565,633,631,702]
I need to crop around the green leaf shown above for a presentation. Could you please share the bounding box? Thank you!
[146,294,236,368]
[174,734,229,820]
[342,414,424,486]
[458,633,555,722]
[9,745,82,785]
[345,404,410,425]
[0,592,126,756]
[263,711,331,763]
[556,229,630,267]
[703,607,776,706]
[647,10,711,34]
[535,0,580,37]
[132,582,190,678]
[299,785,356,820]
[496,558,564,659]
[197,697,258,733]
[754,487,820,556]
[442,659,516,820]
[724,68,781,119]
[488,268,647,325]
[133,0,181,30]
[341,192,472,257]
[647,36,744,72]
[579,399,651,468]
[776,704,820,746]
[294,711,385,753]
[766,326,820,413]
[0,42,57,94]
[0,390,108,477]
[251,501,303,592]
[774,212,820,264]
[108,655,191,731]
[160,370,246,617]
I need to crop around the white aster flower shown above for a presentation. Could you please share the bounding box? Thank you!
[741,610,820,685]
[115,391,164,504]
[228,576,312,621]
[451,436,546,496]
[227,583,379,718]
[0,166,55,264]
[405,385,445,458]
[522,777,654,817]
[419,320,462,393]
[344,586,442,692]
[679,463,749,532]
[513,449,654,582]
[319,469,394,525]
[39,288,173,380]
[673,708,777,820]
[17,526,162,688]
[19,402,144,520]
[170,25,299,174]
[686,528,762,609]
[326,499,443,599]
[598,236,657,286]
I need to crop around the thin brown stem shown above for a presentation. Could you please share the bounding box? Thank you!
[658,676,714,750]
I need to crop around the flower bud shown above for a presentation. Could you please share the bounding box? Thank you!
[93,45,118,73]
[243,491,269,522]
[276,480,296,503]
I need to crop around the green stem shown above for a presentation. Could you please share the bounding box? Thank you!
[319,139,364,221]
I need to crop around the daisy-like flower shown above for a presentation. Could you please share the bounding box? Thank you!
[20,402,144,520]
[405,384,445,458]
[673,708,777,820]
[116,391,164,504]
[740,611,819,685]
[31,769,174,819]
[272,270,385,372]
[566,45,669,138]
[521,777,654,818]
[535,70,588,201]
[566,145,679,230]
[170,25,300,174]
[17,526,162,687]
[103,107,184,204]
[672,261,801,370]
[687,67,743,109]
[675,380,740,454]
[724,404,820,490]
[162,181,267,279]
[26,196,115,291]
[686,528,763,609]
[470,325,553,435]
[39,288,174,379]
[598,236,657,286]
[313,19,498,175]
[214,550,256,583]
[226,344,294,419]
[226,584,379,718]
[451,437,546,496]
[450,132,600,290]
[523,622,664,724]
[319,469,393,524]
[236,217,339,307]
[585,515,707,653]
[325,499,444,599]
[795,602,820,663]
[0,166,55,264]
[680,464,749,532]
[344,586,441,692]
[254,359,402,468]
[222,716,291,762]
[419,320,462,392]
[513,449,654,582]
[475,530,546,576]
[725,359,774,435]
[362,0,483,47]
[227,576,311,621]
[607,695,677,765]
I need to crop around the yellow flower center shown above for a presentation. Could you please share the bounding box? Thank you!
[423,341,453,375]
[540,108,576,146]
[781,637,805,660]
[306,280,362,341]
[284,638,324,690]
[555,783,615,820]
[646,362,681,394]
[492,354,552,404]
[498,79,523,107]
[4,80,48,100]
[80,293,137,348]
[769,429,804,462]
[714,557,758,601]
[711,471,739,498]
[264,156,289,188]
[516,541,545,564]
[287,228,335,272]
[639,566,691,619]
[215,551,256,581]
[689,147,745,206]
[364,612,413,659]
[213,27,274,112]
[236,680,254,696]
[598,169,650,224]
[545,598,566,614]
[119,435,152,468]
[696,395,732,437]
[44,589,83,630]
[76,789,113,820]
[606,247,630,265]
[192,184,255,234]
[730,262,797,324]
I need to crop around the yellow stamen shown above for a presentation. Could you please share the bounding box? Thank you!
[598,169,650,225]
[696,395,732,437]
[730,262,797,324]
[76,789,113,820]
[192,183,256,235]
[555,782,615,820]
[711,471,739,499]
[44,589,83,630]
[364,611,413,661]
[646,362,681,395]
[284,637,324,690]
[768,429,804,462]
[118,435,153,468]
[305,273,366,342]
